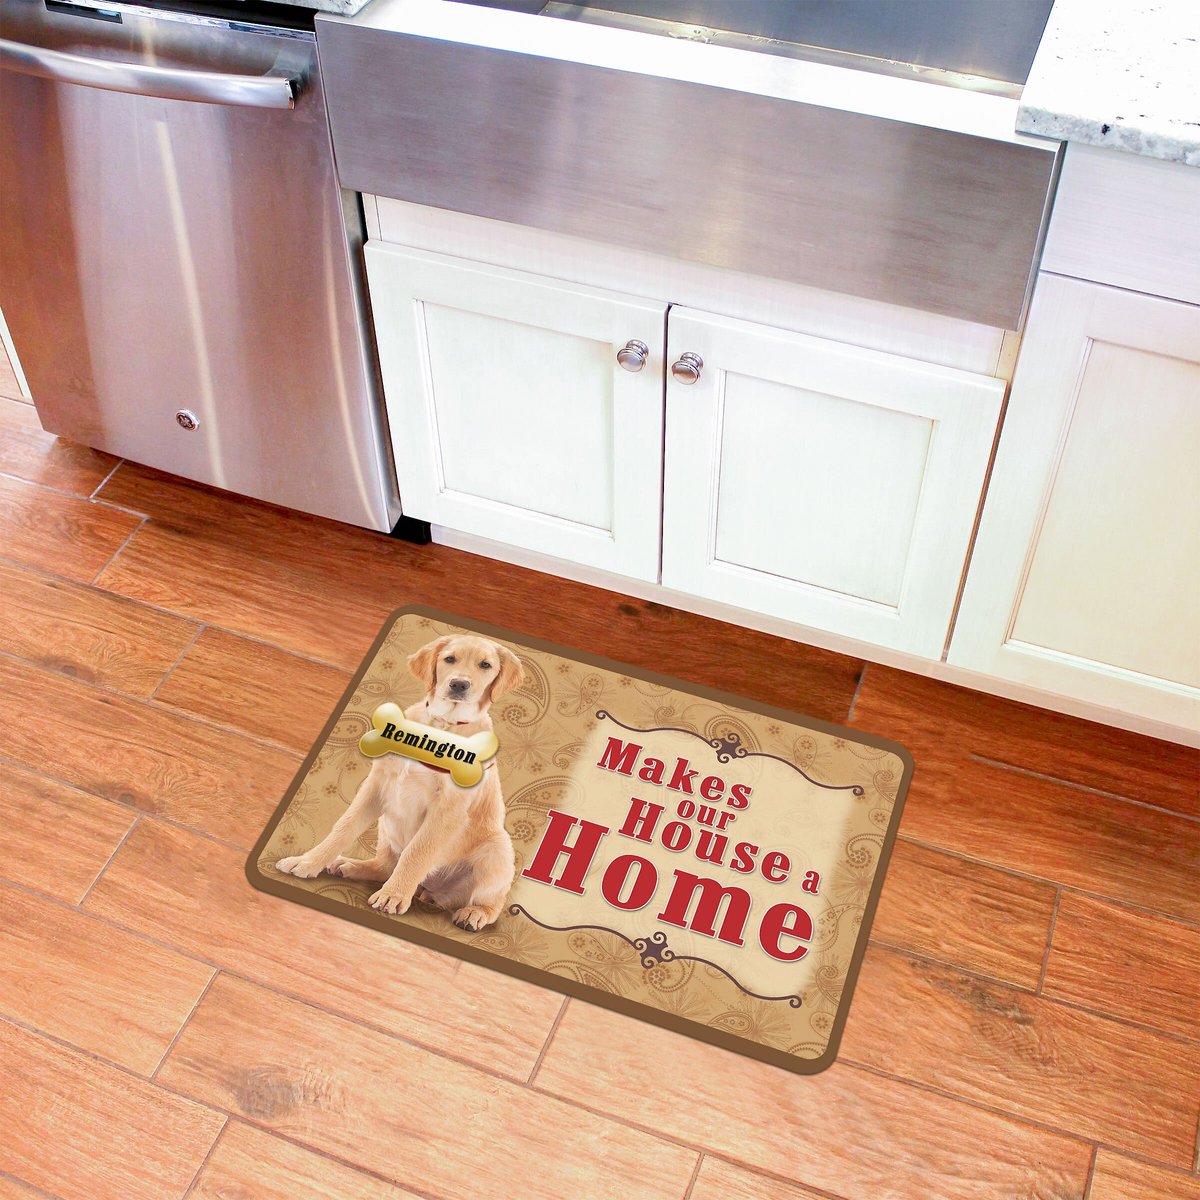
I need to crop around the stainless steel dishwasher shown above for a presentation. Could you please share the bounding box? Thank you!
[0,0,402,532]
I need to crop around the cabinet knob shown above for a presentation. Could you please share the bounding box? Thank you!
[616,339,650,372]
[671,352,704,385]
[175,409,199,431]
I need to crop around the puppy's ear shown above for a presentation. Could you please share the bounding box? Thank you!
[490,644,526,700]
[408,636,451,692]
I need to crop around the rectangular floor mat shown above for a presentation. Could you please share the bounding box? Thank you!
[248,607,912,1074]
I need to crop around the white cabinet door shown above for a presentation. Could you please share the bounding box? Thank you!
[365,243,667,581]
[661,307,1004,656]
[950,275,1200,731]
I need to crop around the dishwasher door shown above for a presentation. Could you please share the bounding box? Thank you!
[0,0,400,531]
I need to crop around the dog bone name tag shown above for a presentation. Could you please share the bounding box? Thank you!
[359,702,499,787]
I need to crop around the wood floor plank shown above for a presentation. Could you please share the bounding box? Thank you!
[1088,1150,1200,1200]
[83,820,566,1079]
[0,760,135,904]
[94,519,384,672]
[154,629,349,751]
[1042,894,1200,1041]
[0,656,298,848]
[0,475,140,583]
[0,560,197,697]
[0,396,118,496]
[97,460,399,561]
[157,975,698,1200]
[851,665,1200,820]
[870,840,1056,988]
[0,1176,52,1200]
[191,1123,427,1200]
[535,1003,1093,1200]
[892,758,1200,923]
[0,1019,223,1200]
[0,448,1188,1197]
[94,463,863,719]
[0,881,213,1075]
[690,1159,833,1200]
[838,946,1200,1167]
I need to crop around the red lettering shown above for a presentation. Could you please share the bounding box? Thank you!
[700,774,725,802]
[617,797,664,842]
[600,854,658,911]
[728,783,753,809]
[661,820,693,851]
[667,757,699,795]
[637,757,666,784]
[520,809,607,894]
[676,799,696,820]
[729,841,760,873]
[695,830,728,865]
[597,737,641,776]
[761,851,792,883]
[695,804,720,827]
[759,902,813,961]
[657,870,751,945]
[715,810,738,831]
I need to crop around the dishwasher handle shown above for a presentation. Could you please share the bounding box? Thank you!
[0,37,299,109]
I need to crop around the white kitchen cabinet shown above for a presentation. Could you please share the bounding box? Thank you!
[364,243,667,581]
[360,181,1197,743]
[366,242,1005,657]
[950,274,1200,729]
[662,308,1005,656]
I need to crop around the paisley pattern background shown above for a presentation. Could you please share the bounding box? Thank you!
[254,611,909,1069]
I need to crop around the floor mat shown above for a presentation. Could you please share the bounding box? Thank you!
[248,607,912,1074]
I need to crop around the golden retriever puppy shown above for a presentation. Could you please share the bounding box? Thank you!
[276,633,524,931]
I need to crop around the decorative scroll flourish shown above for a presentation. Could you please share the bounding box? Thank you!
[634,930,672,966]
[508,905,803,1008]
[594,710,865,796]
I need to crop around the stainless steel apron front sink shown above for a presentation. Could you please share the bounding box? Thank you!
[317,0,1061,329]
[490,0,1053,94]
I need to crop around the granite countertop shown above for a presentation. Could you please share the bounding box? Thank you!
[1017,0,1200,166]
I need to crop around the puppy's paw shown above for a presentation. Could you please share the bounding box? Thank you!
[328,855,367,879]
[368,887,411,916]
[414,886,444,910]
[276,855,326,879]
[452,905,495,932]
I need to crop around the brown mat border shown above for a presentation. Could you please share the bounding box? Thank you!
[246,605,914,1075]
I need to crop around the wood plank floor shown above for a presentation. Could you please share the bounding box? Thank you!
[0,394,1197,1200]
